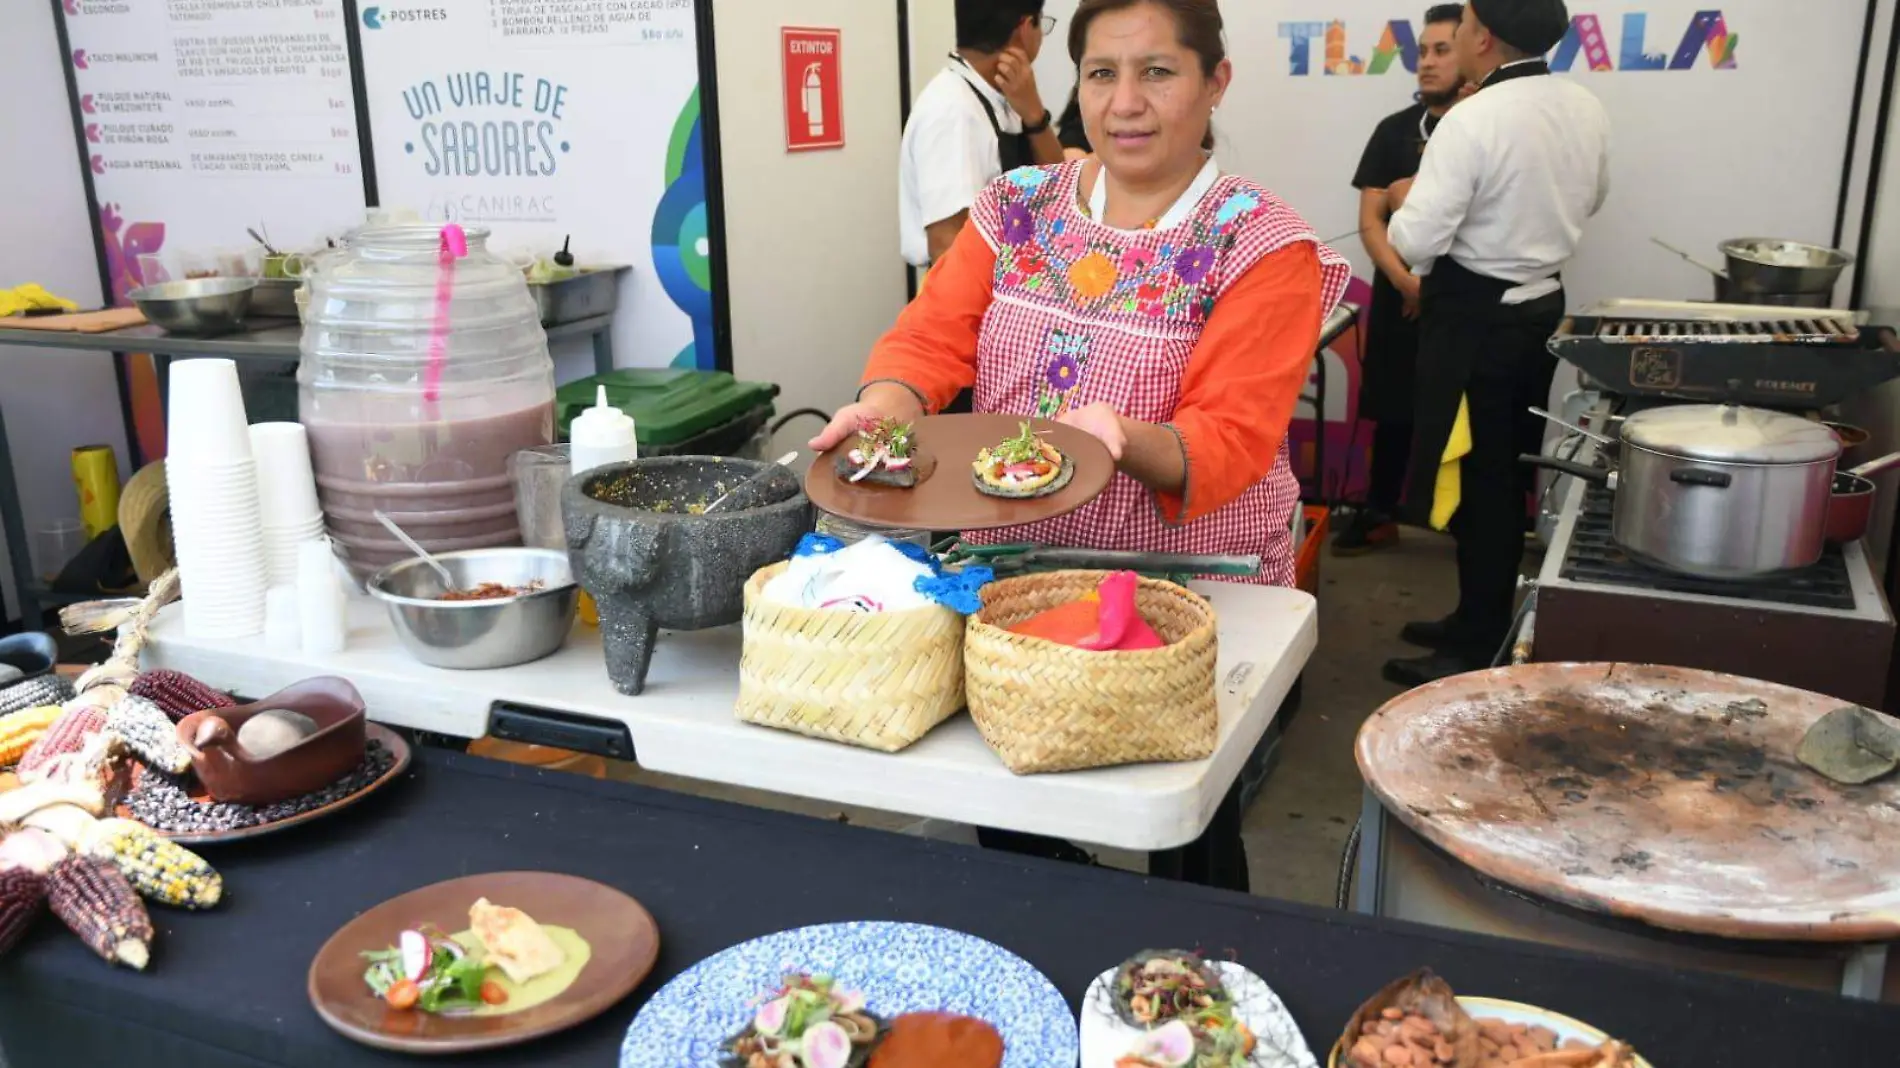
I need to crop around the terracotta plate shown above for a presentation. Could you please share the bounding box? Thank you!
[309,871,660,1055]
[806,413,1114,532]
[1357,662,1900,942]
[116,723,412,846]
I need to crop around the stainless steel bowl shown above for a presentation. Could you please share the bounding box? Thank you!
[367,548,579,670]
[127,277,256,336]
[1719,238,1853,300]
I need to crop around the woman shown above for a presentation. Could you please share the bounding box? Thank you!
[816,0,1350,588]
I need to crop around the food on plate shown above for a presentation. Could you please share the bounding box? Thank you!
[438,581,546,603]
[1472,1019,1634,1068]
[105,696,193,775]
[837,417,920,488]
[46,854,152,969]
[361,901,590,1017]
[470,896,567,984]
[1112,950,1227,1028]
[84,818,222,909]
[1336,971,1639,1068]
[0,867,45,957]
[972,422,1074,499]
[720,973,885,1068]
[1116,1003,1258,1068]
[0,706,63,766]
[865,1012,1004,1068]
[234,709,319,761]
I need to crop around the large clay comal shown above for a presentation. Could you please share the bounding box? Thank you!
[564,457,811,695]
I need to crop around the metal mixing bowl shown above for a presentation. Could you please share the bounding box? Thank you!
[367,548,579,670]
[127,277,256,336]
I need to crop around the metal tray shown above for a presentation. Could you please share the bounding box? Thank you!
[529,266,627,326]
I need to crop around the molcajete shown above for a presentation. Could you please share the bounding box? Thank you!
[564,456,811,695]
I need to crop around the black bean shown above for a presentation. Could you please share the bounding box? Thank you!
[127,741,396,834]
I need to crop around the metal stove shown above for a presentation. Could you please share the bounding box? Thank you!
[1530,395,1895,707]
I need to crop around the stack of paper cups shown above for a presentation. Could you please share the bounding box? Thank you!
[249,422,326,587]
[166,359,269,639]
[298,537,347,655]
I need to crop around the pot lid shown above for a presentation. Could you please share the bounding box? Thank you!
[1622,405,1840,464]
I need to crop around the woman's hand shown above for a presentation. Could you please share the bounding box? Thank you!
[1058,402,1128,461]
[808,383,925,453]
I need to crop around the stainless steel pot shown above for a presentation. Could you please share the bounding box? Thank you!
[1527,405,1841,579]
[1720,238,1853,300]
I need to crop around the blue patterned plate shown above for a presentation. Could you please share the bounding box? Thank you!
[620,921,1078,1067]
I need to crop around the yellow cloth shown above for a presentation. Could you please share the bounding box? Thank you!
[0,284,79,318]
[1431,395,1472,531]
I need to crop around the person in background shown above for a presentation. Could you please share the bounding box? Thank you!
[1332,4,1467,556]
[1057,86,1092,159]
[818,0,1350,875]
[1382,0,1611,685]
[900,0,1067,268]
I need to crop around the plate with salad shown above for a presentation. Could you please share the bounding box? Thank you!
[307,871,659,1054]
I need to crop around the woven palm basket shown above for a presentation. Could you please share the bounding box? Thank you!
[964,570,1218,774]
[736,562,966,753]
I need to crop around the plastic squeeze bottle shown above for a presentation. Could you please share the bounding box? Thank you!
[568,385,638,476]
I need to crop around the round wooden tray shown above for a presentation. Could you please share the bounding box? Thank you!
[806,413,1114,532]
[309,871,659,1055]
[1357,662,1900,942]
[116,723,412,846]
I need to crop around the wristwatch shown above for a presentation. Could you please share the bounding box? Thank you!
[1021,109,1053,136]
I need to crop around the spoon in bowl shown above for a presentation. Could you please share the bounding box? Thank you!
[704,452,800,515]
[373,509,454,587]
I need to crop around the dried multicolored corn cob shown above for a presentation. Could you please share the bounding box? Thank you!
[127,669,235,723]
[16,705,106,777]
[0,866,46,957]
[0,706,62,766]
[0,780,105,825]
[0,676,75,718]
[105,697,191,775]
[84,819,221,910]
[47,854,151,969]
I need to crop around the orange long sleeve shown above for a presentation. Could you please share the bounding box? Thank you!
[862,221,997,411]
[1158,243,1325,524]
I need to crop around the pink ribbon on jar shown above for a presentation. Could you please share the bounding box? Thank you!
[423,223,468,405]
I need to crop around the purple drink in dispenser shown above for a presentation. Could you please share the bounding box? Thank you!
[298,225,555,576]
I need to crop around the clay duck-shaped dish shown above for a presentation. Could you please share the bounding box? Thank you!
[176,677,368,806]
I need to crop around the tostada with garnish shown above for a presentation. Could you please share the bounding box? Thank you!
[972,421,1074,499]
[720,972,886,1068]
[836,418,920,488]
[1112,950,1227,1029]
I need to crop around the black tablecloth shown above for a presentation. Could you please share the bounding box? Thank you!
[2,749,1895,1067]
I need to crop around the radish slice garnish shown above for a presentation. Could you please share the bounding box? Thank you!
[754,996,789,1036]
[1128,1019,1196,1067]
[831,989,865,1014]
[399,930,432,982]
[800,1021,851,1068]
[884,457,912,471]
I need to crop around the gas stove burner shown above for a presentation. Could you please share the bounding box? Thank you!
[1560,485,1856,611]
[1550,299,1900,410]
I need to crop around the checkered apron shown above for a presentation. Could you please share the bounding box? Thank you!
[963,162,1352,586]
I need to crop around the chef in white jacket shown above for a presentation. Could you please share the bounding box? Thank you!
[1380,0,1612,686]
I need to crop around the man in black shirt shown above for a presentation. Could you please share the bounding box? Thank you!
[1333,4,1467,555]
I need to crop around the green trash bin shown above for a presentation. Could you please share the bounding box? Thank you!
[555,369,779,458]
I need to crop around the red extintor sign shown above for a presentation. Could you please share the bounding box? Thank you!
[782,27,843,152]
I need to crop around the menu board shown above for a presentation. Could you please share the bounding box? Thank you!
[59,0,368,302]
[359,0,715,370]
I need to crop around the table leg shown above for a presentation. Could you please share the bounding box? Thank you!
[153,353,172,417]
[592,328,615,377]
[0,401,40,630]
[1148,778,1250,892]
[1354,786,1388,916]
[1841,943,1888,1000]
